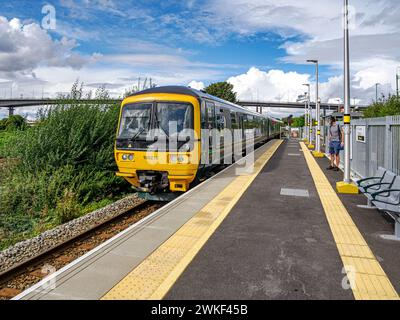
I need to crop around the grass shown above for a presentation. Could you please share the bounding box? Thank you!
[0,83,131,251]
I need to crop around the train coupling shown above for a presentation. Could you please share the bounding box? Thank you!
[136,171,169,194]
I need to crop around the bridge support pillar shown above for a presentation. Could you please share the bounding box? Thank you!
[8,106,15,117]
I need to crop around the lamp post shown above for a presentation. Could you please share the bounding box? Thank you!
[307,60,323,156]
[396,67,400,98]
[302,84,311,142]
[337,0,358,194]
[375,83,380,102]
[305,85,313,147]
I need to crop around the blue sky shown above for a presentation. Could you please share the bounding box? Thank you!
[0,0,399,118]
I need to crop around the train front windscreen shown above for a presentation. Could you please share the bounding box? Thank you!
[116,102,194,151]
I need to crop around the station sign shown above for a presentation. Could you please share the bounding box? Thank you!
[356,125,366,143]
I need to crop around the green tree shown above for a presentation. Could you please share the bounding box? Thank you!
[0,115,27,131]
[205,82,237,103]
[291,116,305,127]
[364,95,400,118]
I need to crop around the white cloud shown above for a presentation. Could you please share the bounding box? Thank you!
[228,67,310,102]
[225,67,384,117]
[188,80,205,90]
[0,16,98,77]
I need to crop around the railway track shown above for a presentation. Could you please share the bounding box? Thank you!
[0,200,164,300]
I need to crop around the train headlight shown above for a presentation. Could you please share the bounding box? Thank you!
[169,154,189,164]
[121,154,134,161]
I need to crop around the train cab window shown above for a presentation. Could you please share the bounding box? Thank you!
[118,103,152,139]
[156,102,193,137]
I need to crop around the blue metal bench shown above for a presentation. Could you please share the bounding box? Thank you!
[357,170,397,209]
[357,167,387,193]
[371,177,400,241]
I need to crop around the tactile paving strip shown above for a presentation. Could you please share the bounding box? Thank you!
[101,140,283,300]
[300,142,399,300]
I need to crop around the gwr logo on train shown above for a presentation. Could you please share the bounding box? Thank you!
[114,86,282,200]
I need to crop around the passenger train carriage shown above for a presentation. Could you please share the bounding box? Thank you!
[115,86,281,199]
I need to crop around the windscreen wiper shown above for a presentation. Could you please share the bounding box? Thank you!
[154,111,170,141]
[130,127,146,142]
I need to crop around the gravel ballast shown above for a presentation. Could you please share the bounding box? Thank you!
[0,195,142,275]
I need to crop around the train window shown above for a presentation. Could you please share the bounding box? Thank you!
[255,118,262,137]
[231,112,238,129]
[206,101,215,129]
[216,108,226,130]
[243,115,248,129]
[247,115,254,129]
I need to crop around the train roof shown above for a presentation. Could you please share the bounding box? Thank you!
[127,86,278,120]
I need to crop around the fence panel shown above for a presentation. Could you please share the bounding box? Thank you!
[391,116,400,175]
[309,116,400,179]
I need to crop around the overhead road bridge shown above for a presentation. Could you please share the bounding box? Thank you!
[237,101,367,114]
[1,99,367,117]
[0,99,122,117]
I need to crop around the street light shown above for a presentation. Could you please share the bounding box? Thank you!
[375,83,380,102]
[302,84,311,144]
[337,0,358,194]
[396,67,400,97]
[307,59,323,157]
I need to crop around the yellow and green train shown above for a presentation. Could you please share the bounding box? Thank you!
[115,86,281,199]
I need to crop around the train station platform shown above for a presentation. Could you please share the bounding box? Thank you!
[15,139,400,300]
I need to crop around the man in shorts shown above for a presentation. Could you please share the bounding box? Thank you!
[327,117,344,171]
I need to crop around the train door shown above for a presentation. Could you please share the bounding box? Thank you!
[215,107,229,163]
[230,111,240,162]
[205,101,216,164]
[238,113,245,139]
[200,100,207,166]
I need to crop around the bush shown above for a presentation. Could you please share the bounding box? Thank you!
[0,131,15,158]
[0,82,130,250]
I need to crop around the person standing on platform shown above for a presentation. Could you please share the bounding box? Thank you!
[327,117,344,171]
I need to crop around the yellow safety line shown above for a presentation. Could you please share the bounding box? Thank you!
[300,142,399,300]
[101,140,283,300]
